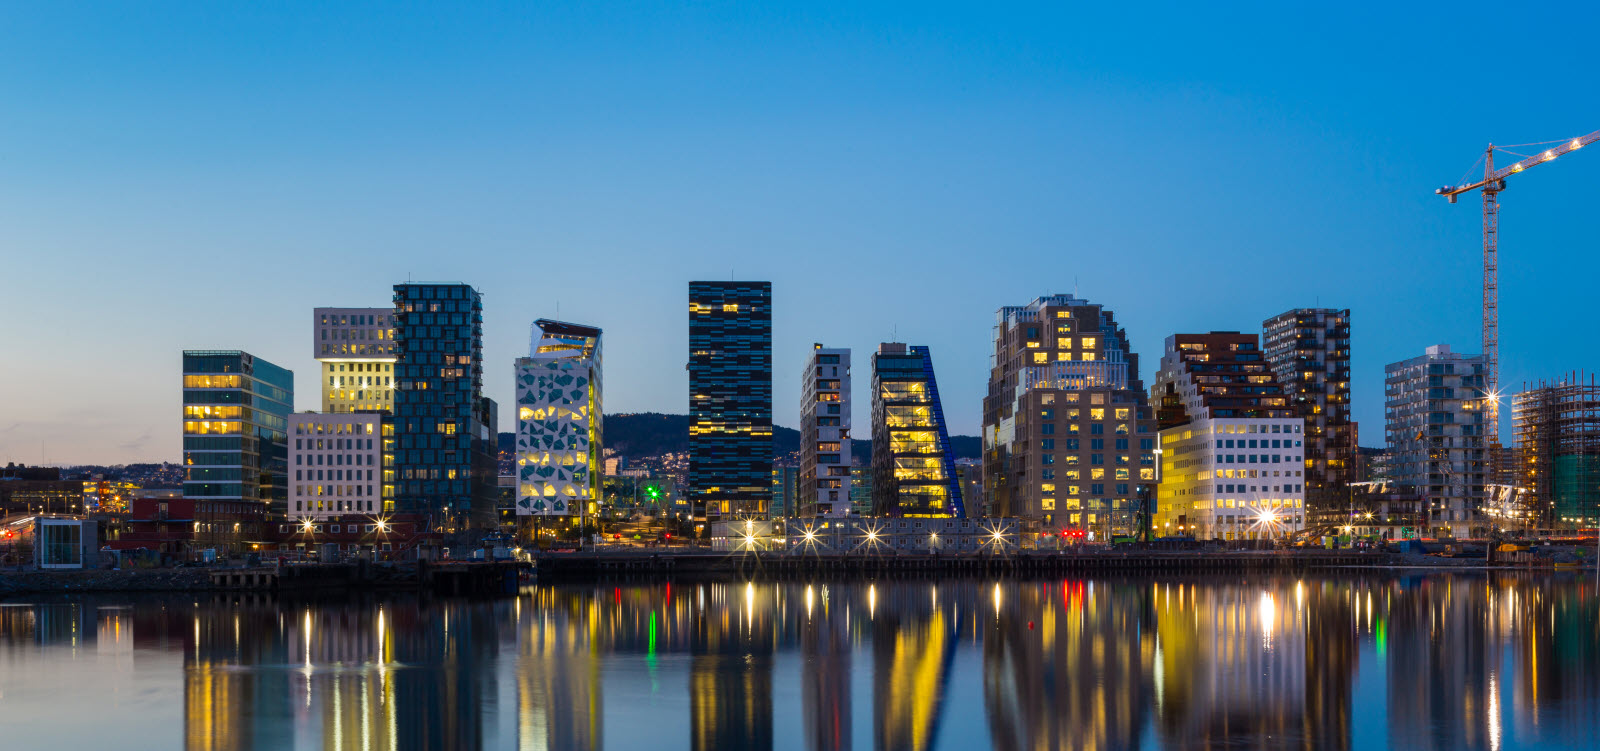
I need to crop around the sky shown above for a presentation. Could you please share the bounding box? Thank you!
[1,1,1597,465]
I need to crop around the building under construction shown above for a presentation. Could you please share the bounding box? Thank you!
[1511,374,1600,529]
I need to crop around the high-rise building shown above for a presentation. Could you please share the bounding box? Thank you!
[1262,308,1352,523]
[688,281,773,522]
[392,283,499,528]
[871,343,964,517]
[1151,332,1305,540]
[981,295,1156,537]
[1511,375,1600,528]
[288,412,387,518]
[514,319,603,517]
[1384,344,1490,538]
[313,308,398,413]
[181,350,293,517]
[800,345,852,518]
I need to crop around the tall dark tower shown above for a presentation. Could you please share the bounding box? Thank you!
[688,281,773,523]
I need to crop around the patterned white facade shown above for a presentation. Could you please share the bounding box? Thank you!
[515,320,603,516]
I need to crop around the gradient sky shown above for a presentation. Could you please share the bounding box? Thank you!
[2,1,1597,465]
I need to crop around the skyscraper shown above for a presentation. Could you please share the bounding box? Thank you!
[313,308,397,413]
[981,295,1156,537]
[871,343,964,517]
[1263,308,1352,524]
[688,281,773,522]
[514,319,603,517]
[1151,332,1305,540]
[392,283,498,528]
[1385,344,1490,538]
[181,350,293,522]
[800,345,851,518]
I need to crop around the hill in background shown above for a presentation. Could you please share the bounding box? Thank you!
[499,412,980,462]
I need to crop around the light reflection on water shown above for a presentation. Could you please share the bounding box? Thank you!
[0,572,1596,750]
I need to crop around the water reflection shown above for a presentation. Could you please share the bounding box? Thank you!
[0,573,1595,750]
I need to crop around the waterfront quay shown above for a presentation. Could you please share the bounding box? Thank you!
[530,546,1592,580]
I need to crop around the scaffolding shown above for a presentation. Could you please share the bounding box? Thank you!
[1512,373,1600,529]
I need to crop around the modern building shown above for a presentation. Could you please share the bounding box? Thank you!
[688,281,773,522]
[514,319,603,519]
[1151,332,1305,540]
[1262,308,1352,523]
[1511,374,1600,529]
[870,343,964,517]
[799,345,852,518]
[391,283,499,529]
[181,350,294,518]
[769,466,801,519]
[288,412,388,519]
[981,295,1156,538]
[1384,344,1491,538]
[849,466,873,516]
[313,308,398,413]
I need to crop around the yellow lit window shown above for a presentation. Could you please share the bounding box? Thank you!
[1040,483,1055,493]
[1141,468,1155,480]
[1041,497,1056,510]
[1081,352,1097,361]
[1056,352,1072,361]
[1115,468,1130,480]
[1064,470,1080,481]
[1032,352,1049,364]
[1081,337,1097,349]
[722,304,738,312]
[1067,485,1080,495]
[1055,311,1071,318]
[1091,469,1105,480]
[1090,408,1105,420]
[1115,408,1129,420]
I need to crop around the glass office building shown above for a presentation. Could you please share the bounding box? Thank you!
[181,350,293,516]
[871,343,965,517]
[688,281,773,522]
[392,283,498,529]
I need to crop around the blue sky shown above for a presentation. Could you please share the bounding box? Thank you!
[2,1,1596,464]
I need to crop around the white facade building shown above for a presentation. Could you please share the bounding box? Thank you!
[1159,418,1307,539]
[289,412,385,518]
[515,320,603,516]
[313,307,397,413]
[800,345,851,517]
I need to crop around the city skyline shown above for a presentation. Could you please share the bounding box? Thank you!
[4,3,1599,465]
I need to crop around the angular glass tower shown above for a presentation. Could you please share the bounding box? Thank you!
[514,319,603,517]
[392,283,498,529]
[871,343,964,517]
[181,350,293,517]
[688,281,773,522]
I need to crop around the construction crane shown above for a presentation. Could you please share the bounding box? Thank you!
[1434,129,1600,445]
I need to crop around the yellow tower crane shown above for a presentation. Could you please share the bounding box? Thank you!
[1434,129,1600,445]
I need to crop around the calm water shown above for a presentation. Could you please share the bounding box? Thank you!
[0,573,1596,750]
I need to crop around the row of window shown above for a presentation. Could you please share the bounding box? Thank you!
[295,469,374,482]
[295,453,375,467]
[1216,484,1303,494]
[1217,454,1299,465]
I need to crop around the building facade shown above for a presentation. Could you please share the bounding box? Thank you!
[1384,344,1490,538]
[514,319,603,517]
[799,345,851,518]
[391,283,499,528]
[1262,308,1352,523]
[1511,375,1600,529]
[688,281,773,522]
[981,295,1156,538]
[871,343,964,517]
[313,308,398,413]
[181,350,294,517]
[1151,332,1305,540]
[288,412,388,518]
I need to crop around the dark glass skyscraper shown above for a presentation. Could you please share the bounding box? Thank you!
[871,343,965,517]
[392,283,498,529]
[181,350,293,517]
[688,281,773,522]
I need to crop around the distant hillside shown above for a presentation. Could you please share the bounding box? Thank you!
[499,412,980,461]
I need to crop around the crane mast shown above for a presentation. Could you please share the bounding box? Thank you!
[1435,130,1600,446]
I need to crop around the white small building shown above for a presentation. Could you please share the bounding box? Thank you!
[800,345,852,517]
[289,412,385,518]
[35,518,99,569]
